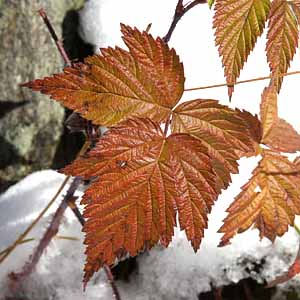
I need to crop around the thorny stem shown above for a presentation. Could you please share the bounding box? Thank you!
[104,265,121,300]
[8,140,89,285]
[184,70,300,92]
[213,287,223,300]
[163,0,207,43]
[242,280,253,300]
[38,8,72,66]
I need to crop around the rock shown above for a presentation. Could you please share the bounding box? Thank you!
[0,0,85,191]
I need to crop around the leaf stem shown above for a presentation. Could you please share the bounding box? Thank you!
[163,0,207,43]
[164,116,172,136]
[184,70,300,92]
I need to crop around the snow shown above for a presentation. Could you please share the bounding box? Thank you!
[2,0,300,299]
[0,170,299,299]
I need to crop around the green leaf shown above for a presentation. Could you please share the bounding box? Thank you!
[208,0,215,9]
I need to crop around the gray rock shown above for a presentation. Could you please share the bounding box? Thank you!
[0,0,84,189]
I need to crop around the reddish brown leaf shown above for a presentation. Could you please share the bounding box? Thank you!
[264,119,300,152]
[213,0,271,97]
[266,0,298,92]
[236,109,263,155]
[219,150,300,246]
[260,85,300,152]
[64,118,219,284]
[120,24,184,108]
[171,99,257,190]
[22,25,184,127]
[260,85,278,139]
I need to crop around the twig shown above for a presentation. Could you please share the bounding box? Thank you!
[163,0,207,43]
[267,241,300,287]
[104,265,122,300]
[8,137,89,281]
[38,8,71,66]
[0,239,35,258]
[9,177,82,282]
[0,176,70,265]
[0,236,79,259]
[68,201,85,226]
[184,70,300,92]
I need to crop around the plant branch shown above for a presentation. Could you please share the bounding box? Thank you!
[7,138,89,280]
[38,8,71,66]
[184,70,300,92]
[163,0,207,43]
[9,177,82,282]
[0,176,70,265]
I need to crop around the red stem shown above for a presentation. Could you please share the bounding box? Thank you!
[38,8,72,66]
[163,0,207,43]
